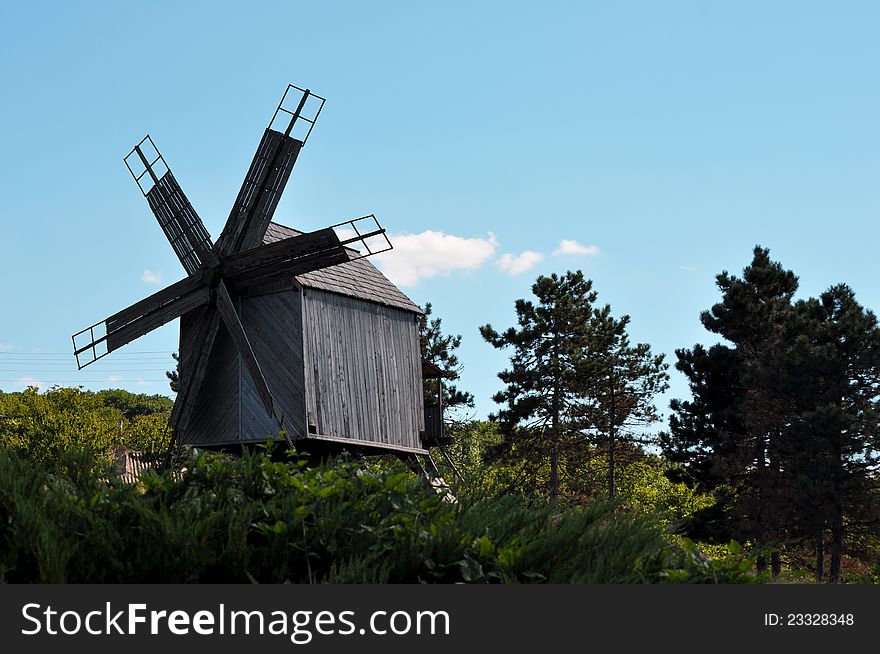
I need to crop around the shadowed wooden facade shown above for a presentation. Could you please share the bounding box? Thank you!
[179,223,426,453]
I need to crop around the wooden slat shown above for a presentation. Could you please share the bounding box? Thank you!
[216,128,277,254]
[170,307,211,427]
[224,228,339,275]
[217,129,303,256]
[214,280,288,443]
[171,310,222,435]
[145,171,218,274]
[105,284,211,353]
[301,290,423,452]
[237,135,302,253]
[106,275,204,331]
[238,291,307,442]
[184,320,241,445]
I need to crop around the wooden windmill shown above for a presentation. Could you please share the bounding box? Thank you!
[72,85,442,460]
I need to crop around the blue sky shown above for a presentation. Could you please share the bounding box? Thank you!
[1,1,879,423]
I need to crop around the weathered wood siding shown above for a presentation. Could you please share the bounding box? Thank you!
[302,290,424,450]
[179,308,241,446]
[178,290,307,447]
[238,290,307,443]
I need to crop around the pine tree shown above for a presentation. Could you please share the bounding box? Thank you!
[664,247,880,580]
[419,303,474,416]
[166,352,180,394]
[580,305,668,499]
[782,285,880,581]
[480,271,597,501]
[481,271,667,502]
[664,246,798,574]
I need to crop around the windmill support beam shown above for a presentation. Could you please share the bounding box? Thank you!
[214,280,292,446]
[170,309,221,437]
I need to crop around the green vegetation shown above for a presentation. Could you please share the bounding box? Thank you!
[662,248,880,582]
[2,246,879,584]
[0,445,758,584]
[0,388,757,584]
[0,386,172,464]
[480,271,668,502]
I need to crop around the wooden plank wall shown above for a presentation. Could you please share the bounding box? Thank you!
[302,291,424,450]
[180,309,242,446]
[178,290,307,447]
[238,290,306,443]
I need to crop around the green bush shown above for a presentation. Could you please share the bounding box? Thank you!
[0,387,172,465]
[0,444,760,584]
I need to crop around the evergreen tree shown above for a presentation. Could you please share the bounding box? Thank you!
[166,352,180,394]
[665,246,798,574]
[580,305,669,499]
[419,303,474,416]
[481,271,667,502]
[782,285,880,581]
[664,247,880,581]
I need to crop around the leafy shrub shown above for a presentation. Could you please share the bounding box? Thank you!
[660,539,764,584]
[0,387,172,465]
[0,444,758,584]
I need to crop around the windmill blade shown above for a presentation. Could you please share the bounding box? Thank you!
[222,226,347,289]
[72,275,211,369]
[214,280,292,445]
[216,129,302,256]
[216,86,325,256]
[170,308,222,437]
[124,136,219,275]
[224,216,393,292]
[230,248,351,292]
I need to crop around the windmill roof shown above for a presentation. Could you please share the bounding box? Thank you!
[263,222,422,315]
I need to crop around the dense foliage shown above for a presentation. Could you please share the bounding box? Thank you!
[0,387,172,464]
[662,247,880,582]
[480,271,668,501]
[0,445,757,584]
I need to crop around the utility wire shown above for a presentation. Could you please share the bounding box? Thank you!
[0,369,172,372]
[0,379,168,386]
[0,350,173,357]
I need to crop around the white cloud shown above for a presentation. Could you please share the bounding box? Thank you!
[372,230,498,286]
[141,269,163,285]
[107,375,124,382]
[678,265,698,272]
[136,379,152,386]
[0,343,13,352]
[553,239,600,257]
[15,376,45,391]
[497,251,544,276]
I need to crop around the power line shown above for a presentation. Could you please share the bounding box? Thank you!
[0,355,174,359]
[0,369,172,373]
[0,379,168,383]
[0,351,175,356]
[0,361,174,366]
